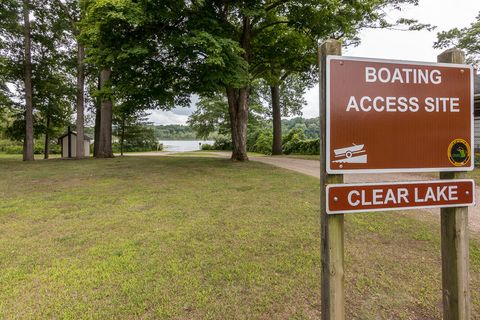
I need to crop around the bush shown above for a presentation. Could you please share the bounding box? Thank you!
[0,140,22,153]
[213,136,232,150]
[5,145,23,154]
[49,144,61,154]
[282,128,306,146]
[283,138,320,155]
[201,143,215,150]
[112,142,159,153]
[249,129,272,155]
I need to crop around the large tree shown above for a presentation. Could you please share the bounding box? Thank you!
[0,0,76,160]
[78,0,431,161]
[53,0,88,158]
[180,0,430,160]
[80,0,190,157]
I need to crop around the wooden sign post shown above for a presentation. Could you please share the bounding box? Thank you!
[319,40,344,320]
[319,41,473,319]
[438,48,471,320]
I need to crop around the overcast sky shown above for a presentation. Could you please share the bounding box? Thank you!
[149,0,480,125]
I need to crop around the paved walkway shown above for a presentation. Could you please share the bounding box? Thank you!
[251,156,480,235]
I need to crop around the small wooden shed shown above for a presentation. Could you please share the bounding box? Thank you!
[58,128,91,158]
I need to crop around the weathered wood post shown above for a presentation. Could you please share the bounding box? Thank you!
[438,48,471,320]
[319,39,344,320]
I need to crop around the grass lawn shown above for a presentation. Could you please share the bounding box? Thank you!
[281,155,320,161]
[0,155,479,319]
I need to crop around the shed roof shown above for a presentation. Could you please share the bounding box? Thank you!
[58,131,92,141]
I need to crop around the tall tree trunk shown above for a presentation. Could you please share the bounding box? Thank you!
[94,75,101,157]
[96,69,113,158]
[44,116,50,159]
[75,42,85,158]
[23,0,34,161]
[226,87,249,161]
[271,85,282,155]
[120,113,125,156]
[227,16,251,161]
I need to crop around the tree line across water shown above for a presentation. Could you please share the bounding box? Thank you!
[1,1,477,161]
[0,116,321,156]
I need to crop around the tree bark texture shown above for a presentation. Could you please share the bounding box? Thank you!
[76,42,85,158]
[44,116,50,159]
[96,69,114,158]
[94,75,101,157]
[226,87,249,161]
[120,114,125,156]
[227,16,252,161]
[271,85,282,155]
[23,0,34,161]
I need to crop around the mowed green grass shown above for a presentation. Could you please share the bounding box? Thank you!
[0,155,479,319]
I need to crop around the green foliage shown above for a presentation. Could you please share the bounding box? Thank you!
[283,117,319,139]
[283,127,306,145]
[188,92,269,139]
[0,139,22,154]
[248,129,273,155]
[0,0,76,152]
[202,117,321,155]
[200,143,215,151]
[0,139,60,154]
[81,0,190,110]
[434,12,480,68]
[282,127,319,155]
[283,139,320,155]
[188,94,231,139]
[113,109,158,154]
[112,141,158,153]
[212,136,232,151]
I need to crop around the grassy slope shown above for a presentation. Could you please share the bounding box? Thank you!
[0,155,478,319]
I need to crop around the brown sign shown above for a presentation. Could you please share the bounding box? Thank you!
[326,180,475,214]
[327,56,474,173]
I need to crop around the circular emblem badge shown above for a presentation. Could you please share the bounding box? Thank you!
[448,139,470,166]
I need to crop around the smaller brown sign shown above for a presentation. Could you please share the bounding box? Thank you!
[327,180,475,214]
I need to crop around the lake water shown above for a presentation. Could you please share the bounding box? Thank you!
[159,140,214,152]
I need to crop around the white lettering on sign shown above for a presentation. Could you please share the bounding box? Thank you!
[346,186,459,207]
[365,67,442,84]
[345,96,460,113]
[414,186,458,202]
[347,188,410,207]
[346,66,464,114]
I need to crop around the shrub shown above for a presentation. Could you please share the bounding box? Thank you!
[201,143,215,150]
[283,138,320,155]
[282,128,306,146]
[249,129,272,155]
[213,136,232,150]
[49,144,61,154]
[112,142,159,153]
[5,145,23,154]
[0,140,22,153]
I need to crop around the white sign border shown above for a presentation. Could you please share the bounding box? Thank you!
[325,55,475,174]
[326,179,475,214]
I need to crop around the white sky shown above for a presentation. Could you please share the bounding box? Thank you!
[149,0,480,125]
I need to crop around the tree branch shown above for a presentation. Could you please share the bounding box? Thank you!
[253,20,289,36]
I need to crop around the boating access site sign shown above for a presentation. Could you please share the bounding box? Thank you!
[326,180,475,214]
[326,56,474,174]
